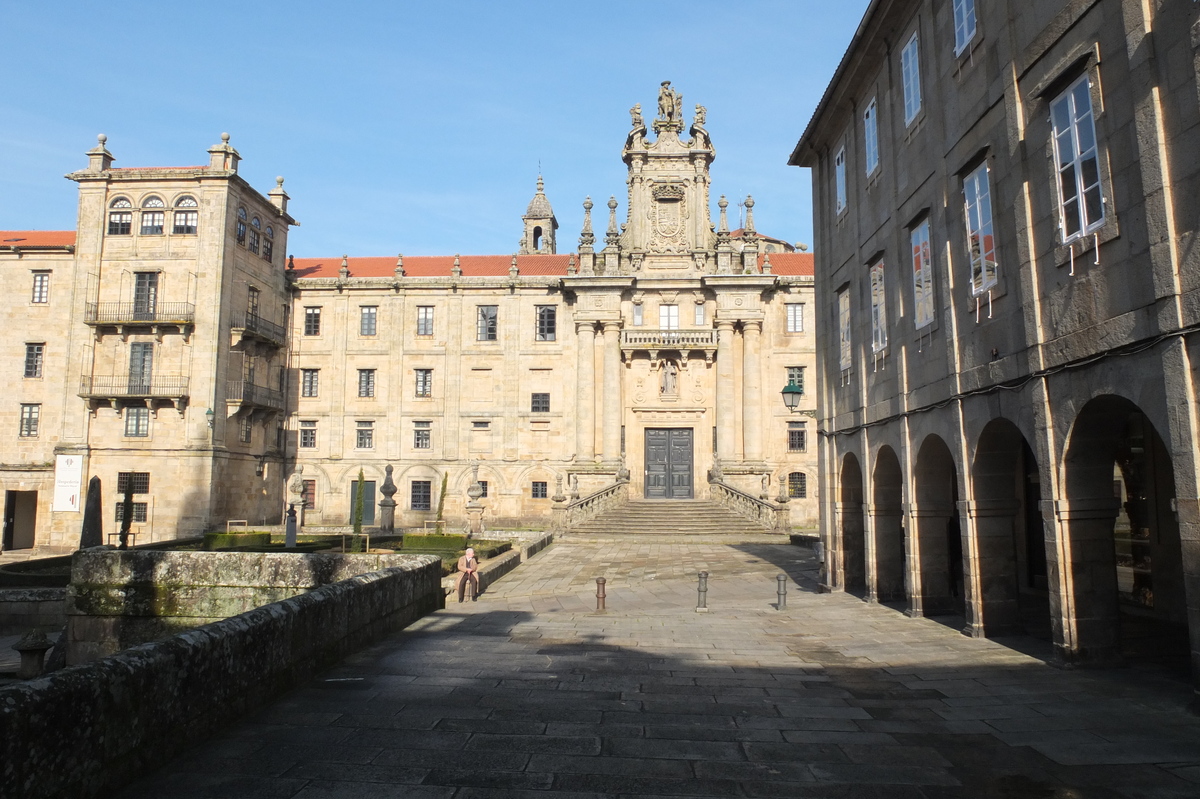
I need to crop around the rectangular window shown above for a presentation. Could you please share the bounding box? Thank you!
[478,480,488,498]
[173,210,198,235]
[304,307,321,336]
[114,502,148,523]
[1051,74,1105,243]
[786,366,805,394]
[788,422,807,453]
[245,285,259,319]
[117,472,150,494]
[633,304,644,326]
[864,97,879,175]
[360,306,377,336]
[901,33,922,125]
[531,392,550,413]
[124,406,150,437]
[262,237,273,262]
[535,305,557,341]
[358,369,376,398]
[275,423,284,451]
[356,420,374,449]
[236,219,246,245]
[953,0,977,55]
[248,229,260,254]
[911,220,935,329]
[788,472,807,499]
[108,212,132,235]
[415,368,432,398]
[238,417,253,444]
[413,420,431,449]
[133,272,159,318]
[24,343,44,378]
[834,148,847,214]
[301,369,319,397]
[299,420,317,448]
[416,306,434,336]
[128,342,153,392]
[411,480,432,511]
[694,303,705,326]
[477,305,498,341]
[19,404,40,437]
[140,211,165,235]
[532,481,548,499]
[786,303,805,333]
[838,288,852,371]
[963,162,998,295]
[472,421,490,429]
[31,272,49,304]
[870,262,888,353]
[659,304,679,330]
[301,479,316,508]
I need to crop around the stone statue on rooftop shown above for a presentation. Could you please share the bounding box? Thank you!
[657,81,682,123]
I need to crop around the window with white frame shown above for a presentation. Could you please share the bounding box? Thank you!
[834,147,847,213]
[911,220,935,328]
[535,305,557,341]
[838,288,852,371]
[864,98,880,175]
[1051,74,1105,243]
[24,343,44,378]
[415,368,432,398]
[299,420,317,448]
[360,306,377,336]
[173,196,198,234]
[108,198,133,235]
[19,403,40,437]
[786,366,805,394]
[694,302,705,326]
[301,368,319,397]
[358,369,376,398]
[356,420,374,449]
[901,32,922,125]
[124,406,150,437]
[869,261,888,353]
[413,420,431,449]
[31,272,50,304]
[659,304,679,330]
[140,197,165,235]
[953,0,977,55]
[963,162,998,295]
[786,303,804,333]
[788,421,807,452]
[416,306,434,336]
[477,305,498,341]
[633,304,644,326]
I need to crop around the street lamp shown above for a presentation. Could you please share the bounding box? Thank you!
[205,408,215,428]
[781,383,803,412]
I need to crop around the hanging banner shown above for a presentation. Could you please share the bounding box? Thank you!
[53,454,84,513]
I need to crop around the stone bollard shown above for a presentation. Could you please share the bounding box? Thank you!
[14,629,53,680]
[696,571,709,613]
[776,574,788,611]
[596,577,606,612]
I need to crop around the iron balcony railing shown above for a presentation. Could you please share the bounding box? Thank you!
[621,329,718,349]
[226,380,285,410]
[79,375,190,398]
[230,312,286,345]
[84,302,196,325]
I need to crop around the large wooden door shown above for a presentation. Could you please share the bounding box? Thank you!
[644,428,693,499]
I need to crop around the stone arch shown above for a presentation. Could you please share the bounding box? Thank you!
[869,445,905,603]
[911,434,962,617]
[1059,395,1187,665]
[838,452,866,594]
[968,418,1043,637]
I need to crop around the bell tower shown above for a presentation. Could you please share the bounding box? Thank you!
[519,176,557,254]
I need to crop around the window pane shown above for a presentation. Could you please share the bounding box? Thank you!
[411,480,432,510]
[415,369,432,397]
[360,306,377,336]
[31,273,49,303]
[24,343,44,378]
[477,306,498,340]
[417,306,434,336]
[834,148,847,213]
[358,369,375,398]
[304,307,321,336]
[125,406,150,437]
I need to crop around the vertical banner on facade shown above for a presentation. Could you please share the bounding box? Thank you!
[53,454,84,512]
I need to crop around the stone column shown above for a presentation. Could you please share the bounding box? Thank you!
[963,499,1022,637]
[601,321,622,461]
[906,503,958,617]
[741,320,763,461]
[715,320,736,461]
[1049,496,1123,665]
[867,503,906,602]
[576,321,596,460]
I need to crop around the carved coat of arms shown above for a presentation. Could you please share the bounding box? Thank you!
[648,182,689,253]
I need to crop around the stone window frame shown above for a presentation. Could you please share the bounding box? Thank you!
[24,343,44,379]
[19,403,40,437]
[414,368,433,398]
[900,31,923,128]
[532,481,548,499]
[301,368,319,398]
[303,307,321,336]
[535,305,557,341]
[31,271,50,304]
[358,368,376,398]
[108,197,133,235]
[299,420,317,448]
[476,305,499,341]
[301,479,317,509]
[478,480,488,498]
[360,306,378,337]
[140,196,166,236]
[124,405,151,438]
[356,420,374,449]
[694,302,706,326]
[172,196,199,235]
[531,392,550,413]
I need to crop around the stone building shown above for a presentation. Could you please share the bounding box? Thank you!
[1,83,817,551]
[790,0,1200,691]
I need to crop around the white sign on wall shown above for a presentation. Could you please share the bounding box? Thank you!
[53,455,84,513]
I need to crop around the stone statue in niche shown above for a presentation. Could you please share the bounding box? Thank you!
[661,360,679,395]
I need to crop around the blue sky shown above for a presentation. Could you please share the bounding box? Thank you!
[1,1,868,257]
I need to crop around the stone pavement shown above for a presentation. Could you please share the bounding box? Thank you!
[116,535,1200,798]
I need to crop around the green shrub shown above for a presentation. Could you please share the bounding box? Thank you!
[203,532,271,550]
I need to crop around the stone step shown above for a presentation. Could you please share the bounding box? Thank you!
[570,499,774,536]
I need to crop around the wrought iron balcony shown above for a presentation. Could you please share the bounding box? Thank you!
[230,312,287,348]
[79,375,189,399]
[85,302,196,326]
[621,329,718,349]
[227,380,285,410]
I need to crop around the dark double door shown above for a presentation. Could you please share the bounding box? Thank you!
[644,428,693,499]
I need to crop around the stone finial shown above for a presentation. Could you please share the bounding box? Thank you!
[221,132,230,143]
[717,195,729,233]
[579,196,595,249]
[395,254,405,277]
[744,195,756,234]
[567,253,577,276]
[86,134,114,172]
[762,254,772,274]
[605,196,620,249]
[208,132,241,172]
[286,254,295,272]
[510,255,519,278]
[339,255,350,279]
[380,464,397,500]
[14,629,53,680]
[451,254,462,277]
[269,175,289,212]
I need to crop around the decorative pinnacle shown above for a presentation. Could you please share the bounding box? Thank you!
[452,254,462,276]
[717,195,729,233]
[510,255,519,277]
[97,134,107,145]
[744,195,756,233]
[537,175,544,193]
[276,176,285,187]
[579,196,595,248]
[221,132,230,143]
[339,255,349,279]
[606,196,619,234]
[395,254,405,277]
[567,253,577,275]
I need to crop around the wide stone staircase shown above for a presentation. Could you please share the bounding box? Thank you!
[569,498,777,536]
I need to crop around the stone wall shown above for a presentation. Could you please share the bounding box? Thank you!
[0,555,441,799]
[0,588,66,635]
[65,548,436,665]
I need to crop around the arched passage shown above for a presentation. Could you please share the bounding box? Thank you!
[869,446,905,603]
[1060,396,1189,667]
[911,435,962,617]
[969,418,1044,637]
[837,452,866,594]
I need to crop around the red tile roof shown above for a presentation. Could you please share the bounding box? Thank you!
[290,254,573,279]
[759,252,813,276]
[109,166,208,172]
[0,231,77,248]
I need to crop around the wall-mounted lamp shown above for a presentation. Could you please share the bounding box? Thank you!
[205,408,215,429]
[781,383,803,413]
[255,456,267,477]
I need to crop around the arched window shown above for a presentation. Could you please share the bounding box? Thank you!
[174,196,198,208]
[236,207,247,246]
[532,225,542,251]
[108,198,133,235]
[251,217,261,229]
[247,216,260,254]
[173,196,198,235]
[140,196,165,235]
[788,472,807,499]
[262,226,274,262]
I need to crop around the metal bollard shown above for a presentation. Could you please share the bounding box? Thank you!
[696,571,709,613]
[596,577,606,612]
[776,573,788,610]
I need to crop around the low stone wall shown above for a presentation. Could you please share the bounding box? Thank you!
[441,549,521,597]
[0,555,442,799]
[0,588,66,635]
[66,549,432,664]
[519,531,554,561]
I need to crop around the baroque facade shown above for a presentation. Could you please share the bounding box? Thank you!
[1,84,816,552]
[790,0,1200,692]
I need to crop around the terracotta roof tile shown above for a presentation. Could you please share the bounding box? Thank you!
[109,166,208,172]
[0,230,77,248]
[290,254,573,279]
[759,252,813,276]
